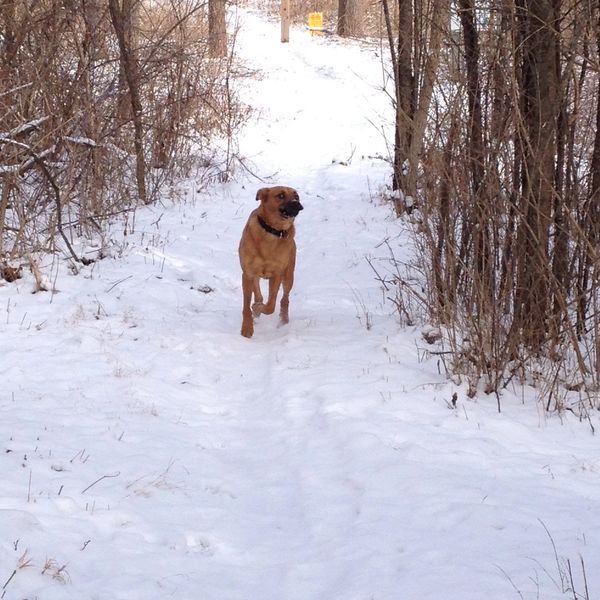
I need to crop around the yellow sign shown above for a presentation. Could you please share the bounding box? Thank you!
[308,12,323,36]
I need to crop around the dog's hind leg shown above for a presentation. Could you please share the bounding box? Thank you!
[253,280,263,304]
[260,275,282,316]
[252,279,264,317]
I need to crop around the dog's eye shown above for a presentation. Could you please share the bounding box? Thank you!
[277,192,285,200]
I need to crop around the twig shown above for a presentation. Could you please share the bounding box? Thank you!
[539,519,568,591]
[81,472,120,495]
[566,559,577,600]
[581,555,590,600]
[496,565,525,600]
[234,155,278,183]
[2,570,16,592]
[106,275,133,293]
[0,82,33,99]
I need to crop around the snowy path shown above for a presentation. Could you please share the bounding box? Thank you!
[2,9,600,600]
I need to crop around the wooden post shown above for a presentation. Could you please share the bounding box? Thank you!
[281,0,290,42]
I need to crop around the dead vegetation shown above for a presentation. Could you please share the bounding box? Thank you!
[0,0,247,272]
[381,2,600,412]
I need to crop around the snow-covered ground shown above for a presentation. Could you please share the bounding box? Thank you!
[2,9,599,600]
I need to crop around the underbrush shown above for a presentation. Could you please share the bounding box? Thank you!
[0,0,249,273]
[372,224,600,421]
[375,2,600,418]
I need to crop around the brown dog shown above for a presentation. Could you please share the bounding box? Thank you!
[238,186,303,338]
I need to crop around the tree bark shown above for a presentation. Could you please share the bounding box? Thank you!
[458,0,484,196]
[337,0,364,37]
[209,0,227,58]
[514,0,560,349]
[582,0,600,355]
[458,0,492,303]
[393,0,414,199]
[108,0,147,204]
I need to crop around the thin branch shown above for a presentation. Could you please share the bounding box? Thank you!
[81,472,121,495]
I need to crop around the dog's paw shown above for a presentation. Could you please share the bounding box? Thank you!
[241,320,254,338]
[252,302,264,317]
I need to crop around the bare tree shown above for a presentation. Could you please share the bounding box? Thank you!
[337,0,364,37]
[382,0,449,212]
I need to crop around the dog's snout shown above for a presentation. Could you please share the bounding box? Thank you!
[280,202,302,217]
[282,201,303,218]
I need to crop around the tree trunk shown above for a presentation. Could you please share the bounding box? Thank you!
[209,0,227,58]
[458,0,492,304]
[514,0,560,350]
[108,0,147,204]
[280,0,290,42]
[582,0,600,359]
[114,0,136,124]
[393,0,414,199]
[458,0,484,196]
[337,0,364,37]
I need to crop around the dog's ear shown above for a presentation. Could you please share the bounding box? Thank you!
[256,188,269,203]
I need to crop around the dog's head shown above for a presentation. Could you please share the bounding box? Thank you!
[256,186,303,222]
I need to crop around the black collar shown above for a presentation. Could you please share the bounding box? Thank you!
[257,214,289,239]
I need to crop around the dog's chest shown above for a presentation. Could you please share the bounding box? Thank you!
[253,252,290,278]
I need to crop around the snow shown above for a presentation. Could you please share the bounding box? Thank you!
[64,136,98,148]
[2,116,49,140]
[2,8,600,600]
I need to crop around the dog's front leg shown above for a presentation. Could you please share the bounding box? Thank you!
[241,273,255,338]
